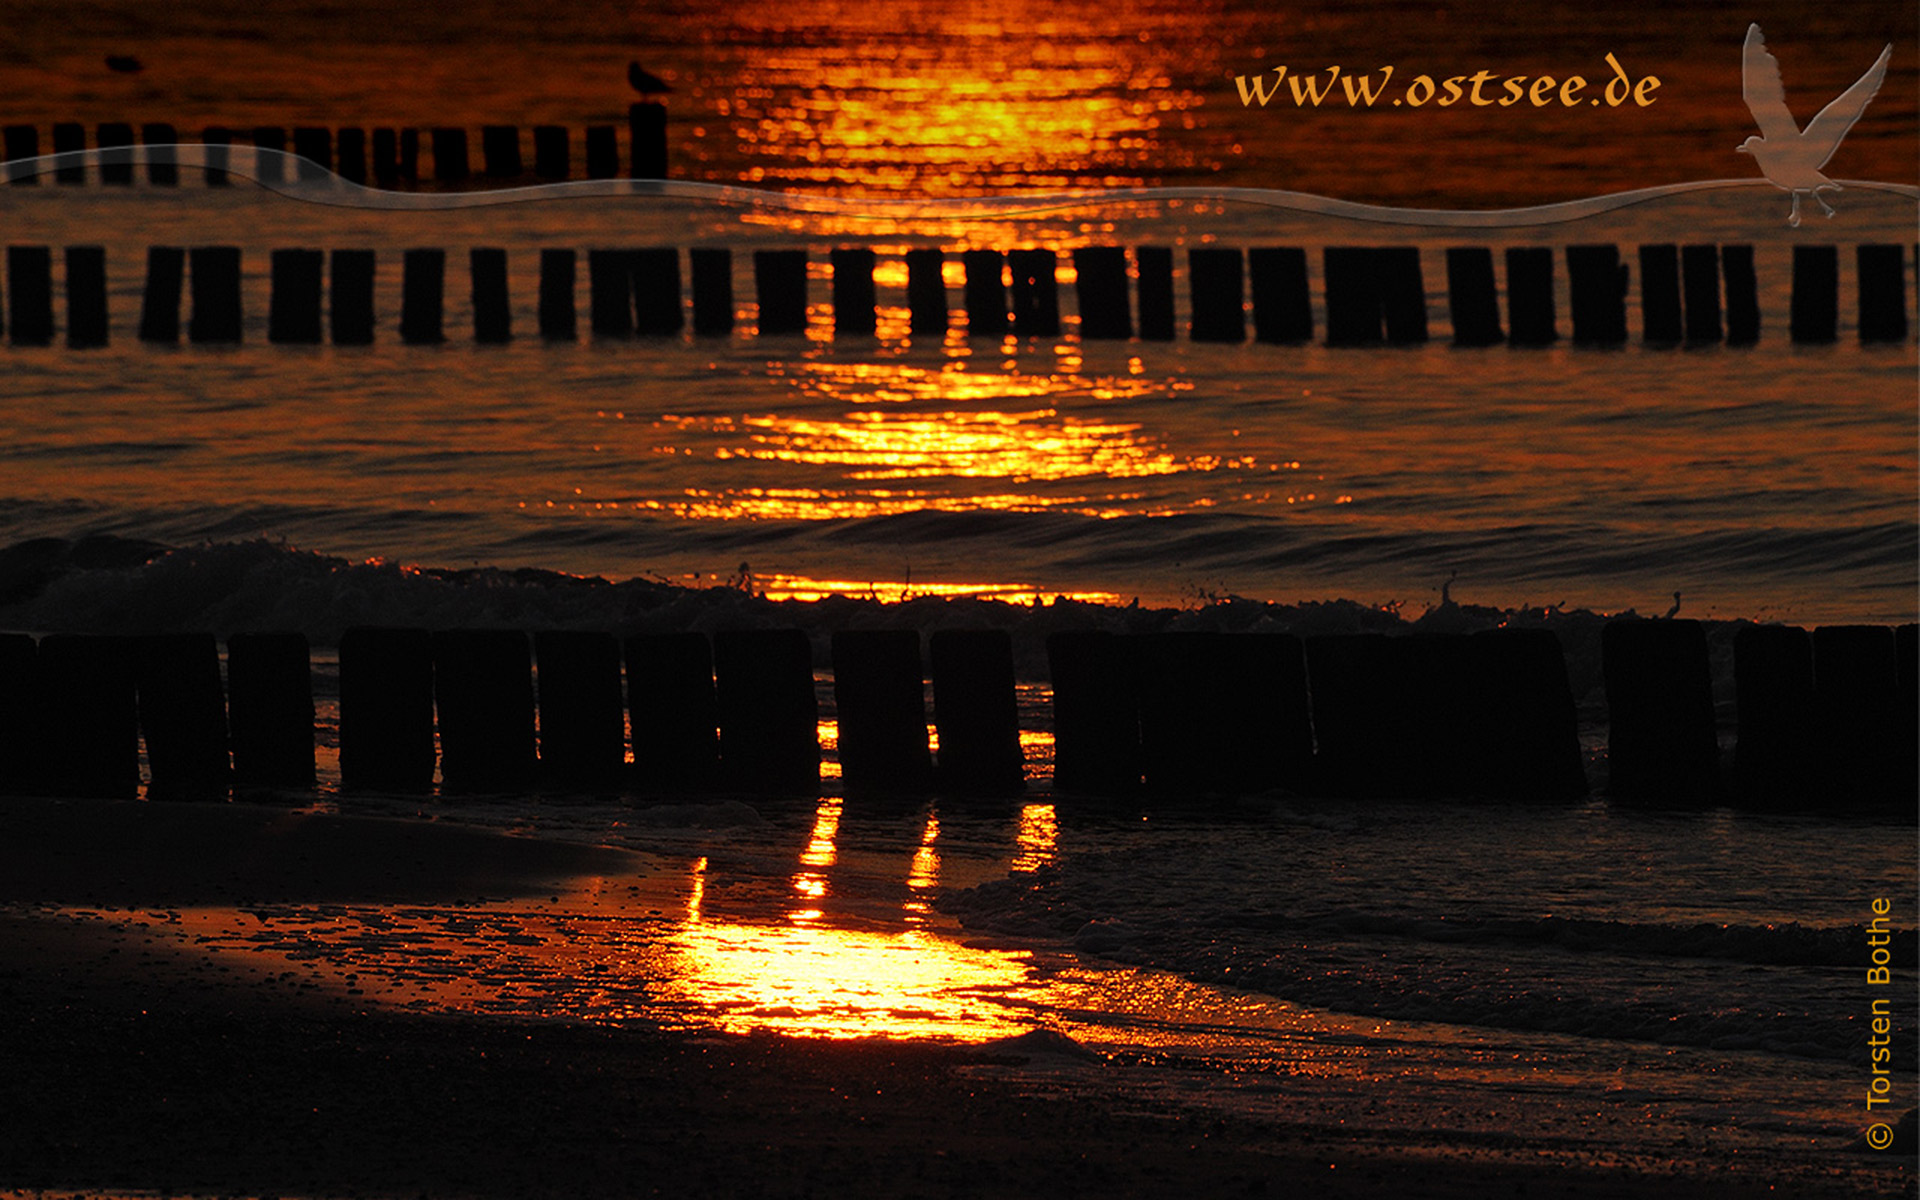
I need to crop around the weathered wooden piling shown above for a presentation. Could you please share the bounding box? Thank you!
[372,127,400,188]
[0,635,38,793]
[8,246,54,346]
[1136,246,1175,341]
[753,249,808,335]
[1323,247,1382,346]
[831,247,877,337]
[1565,245,1627,345]
[1722,245,1759,344]
[338,627,436,792]
[4,125,37,184]
[136,633,229,800]
[200,126,230,185]
[1073,246,1131,339]
[539,249,576,341]
[831,630,933,796]
[1682,244,1721,344]
[226,631,316,790]
[1637,244,1682,344]
[689,248,733,336]
[1812,624,1901,803]
[336,127,367,185]
[1137,632,1312,797]
[97,122,135,184]
[470,247,511,343]
[252,126,286,183]
[141,123,177,186]
[1046,631,1138,796]
[268,249,325,344]
[1445,247,1502,346]
[1731,624,1814,806]
[64,246,108,349]
[1008,249,1060,337]
[533,631,626,791]
[533,125,569,180]
[330,249,375,345]
[632,247,683,335]
[36,634,140,799]
[1249,246,1312,344]
[431,127,469,182]
[1504,247,1556,346]
[1857,245,1908,342]
[1899,623,1918,798]
[292,126,331,182]
[584,126,618,179]
[1188,247,1245,343]
[138,246,184,343]
[399,128,420,183]
[1789,245,1837,343]
[188,246,243,344]
[399,248,445,345]
[588,249,633,338]
[928,629,1024,796]
[1379,247,1428,344]
[1305,635,1431,797]
[1463,628,1587,800]
[432,629,538,793]
[962,249,1007,338]
[481,125,521,178]
[1601,619,1719,804]
[629,103,667,179]
[51,123,85,184]
[713,629,819,795]
[905,247,946,337]
[626,632,721,792]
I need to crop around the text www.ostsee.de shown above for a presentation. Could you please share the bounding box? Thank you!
[1234,53,1661,110]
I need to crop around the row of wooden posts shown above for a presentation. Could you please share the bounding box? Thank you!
[0,241,1910,349]
[0,112,669,186]
[0,622,1910,808]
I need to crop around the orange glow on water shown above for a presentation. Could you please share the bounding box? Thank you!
[748,573,1122,605]
[1010,803,1059,873]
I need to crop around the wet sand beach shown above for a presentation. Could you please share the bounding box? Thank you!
[0,797,1908,1200]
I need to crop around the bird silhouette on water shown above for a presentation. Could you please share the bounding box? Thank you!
[628,62,673,98]
[104,55,142,73]
[1737,23,1891,227]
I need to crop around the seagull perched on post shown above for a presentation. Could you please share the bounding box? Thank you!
[1737,23,1891,227]
[627,61,674,99]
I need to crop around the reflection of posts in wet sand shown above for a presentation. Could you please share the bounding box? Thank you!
[904,809,940,923]
[1011,803,1058,874]
[790,796,842,923]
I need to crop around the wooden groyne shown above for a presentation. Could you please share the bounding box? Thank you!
[2,112,669,186]
[0,241,1911,349]
[0,620,1910,810]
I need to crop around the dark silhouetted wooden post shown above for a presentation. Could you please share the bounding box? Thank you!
[37,634,139,799]
[534,125,569,180]
[1445,247,1502,346]
[962,249,1007,338]
[1249,246,1312,344]
[632,247,683,335]
[831,247,877,337]
[188,246,243,344]
[1812,624,1901,804]
[713,629,819,795]
[52,123,86,184]
[400,248,445,345]
[585,126,618,179]
[1375,247,1427,344]
[1046,631,1138,797]
[539,249,576,341]
[481,125,521,178]
[589,249,634,338]
[0,634,39,793]
[252,126,287,183]
[292,127,331,182]
[1857,244,1908,342]
[1565,245,1627,345]
[1136,246,1175,341]
[1008,249,1059,337]
[1322,247,1382,346]
[1073,246,1131,339]
[1722,245,1759,344]
[1188,247,1245,343]
[431,128,469,183]
[470,248,511,343]
[399,129,420,183]
[1504,247,1556,345]
[141,123,177,185]
[1637,244,1682,344]
[1789,245,1837,343]
[905,248,947,338]
[626,632,721,793]
[1463,628,1587,800]
[753,249,808,335]
[64,246,108,349]
[929,629,1023,796]
[268,249,325,344]
[1681,244,1721,344]
[1732,624,1814,807]
[97,122,135,184]
[139,246,184,343]
[1138,633,1311,797]
[336,128,367,185]
[1305,635,1425,797]
[630,103,667,179]
[339,627,435,792]
[4,125,38,185]
[8,246,54,345]
[1602,619,1719,804]
[227,631,316,790]
[832,630,933,797]
[433,629,538,793]
[201,126,231,185]
[330,249,376,345]
[136,633,229,800]
[372,127,400,188]
[534,631,626,791]
[691,247,733,336]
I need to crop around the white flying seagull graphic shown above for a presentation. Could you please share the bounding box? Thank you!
[1738,23,1892,227]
